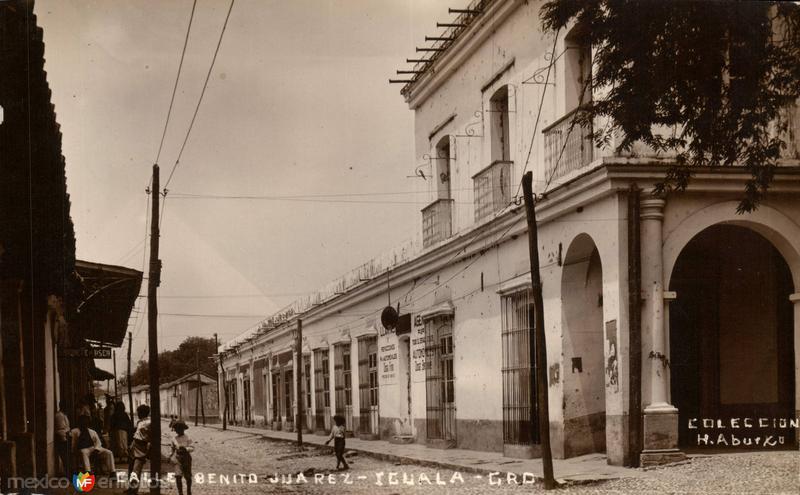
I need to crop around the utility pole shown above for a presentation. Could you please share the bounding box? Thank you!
[521,172,556,489]
[195,349,201,427]
[214,333,221,428]
[113,350,118,397]
[627,185,643,467]
[216,333,228,431]
[127,331,133,422]
[295,318,303,448]
[147,164,163,494]
[200,378,206,426]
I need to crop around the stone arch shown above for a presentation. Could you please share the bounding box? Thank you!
[560,233,606,456]
[663,201,800,289]
[667,220,797,448]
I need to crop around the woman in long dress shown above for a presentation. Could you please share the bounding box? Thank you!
[110,401,133,463]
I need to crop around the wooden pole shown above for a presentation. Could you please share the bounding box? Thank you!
[195,350,201,426]
[147,164,162,494]
[200,378,206,426]
[214,333,222,426]
[521,172,556,489]
[220,351,228,431]
[628,185,643,467]
[127,331,134,422]
[296,318,304,448]
[113,350,118,397]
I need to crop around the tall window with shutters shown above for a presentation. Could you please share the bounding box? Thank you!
[313,348,330,431]
[358,336,379,436]
[334,343,354,432]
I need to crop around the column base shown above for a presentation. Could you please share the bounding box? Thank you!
[640,448,687,468]
[643,404,679,451]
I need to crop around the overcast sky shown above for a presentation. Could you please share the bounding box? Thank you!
[35,0,454,373]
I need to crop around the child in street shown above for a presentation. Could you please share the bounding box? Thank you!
[169,421,194,495]
[127,404,151,495]
[324,415,349,471]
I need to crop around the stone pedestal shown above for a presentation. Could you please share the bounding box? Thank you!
[640,407,685,467]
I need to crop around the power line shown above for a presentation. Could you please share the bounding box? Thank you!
[164,0,236,190]
[142,293,307,299]
[169,187,477,199]
[160,312,268,319]
[155,0,198,165]
[515,29,560,201]
[168,194,466,205]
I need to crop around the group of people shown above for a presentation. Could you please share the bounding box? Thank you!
[54,394,195,495]
[54,394,134,476]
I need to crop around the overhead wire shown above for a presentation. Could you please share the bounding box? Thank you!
[164,0,236,190]
[514,28,560,202]
[155,0,198,166]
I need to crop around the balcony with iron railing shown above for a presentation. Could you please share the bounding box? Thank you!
[542,103,800,185]
[542,108,594,183]
[473,160,512,222]
[422,198,454,248]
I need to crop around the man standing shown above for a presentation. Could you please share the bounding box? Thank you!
[54,400,71,476]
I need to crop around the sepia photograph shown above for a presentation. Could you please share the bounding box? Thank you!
[1,0,799,493]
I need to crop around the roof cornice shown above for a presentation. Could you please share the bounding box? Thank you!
[406,0,525,109]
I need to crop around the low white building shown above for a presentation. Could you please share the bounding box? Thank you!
[217,0,800,467]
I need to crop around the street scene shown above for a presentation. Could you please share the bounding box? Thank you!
[2,0,800,494]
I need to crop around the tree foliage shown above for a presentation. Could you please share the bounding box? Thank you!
[129,336,218,387]
[541,0,800,212]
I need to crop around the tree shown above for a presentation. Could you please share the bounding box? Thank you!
[130,336,218,386]
[541,0,800,212]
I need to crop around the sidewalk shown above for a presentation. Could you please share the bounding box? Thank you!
[201,421,643,483]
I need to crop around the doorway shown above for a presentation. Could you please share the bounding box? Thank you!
[670,225,795,448]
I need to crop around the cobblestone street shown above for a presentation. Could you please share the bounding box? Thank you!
[135,425,799,495]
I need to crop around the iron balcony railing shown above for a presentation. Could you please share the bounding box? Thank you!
[473,160,512,222]
[542,108,594,182]
[422,198,454,248]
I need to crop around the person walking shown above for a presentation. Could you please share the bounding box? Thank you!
[54,400,71,476]
[169,421,194,495]
[324,415,349,471]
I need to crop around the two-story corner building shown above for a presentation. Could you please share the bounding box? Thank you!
[217,0,800,467]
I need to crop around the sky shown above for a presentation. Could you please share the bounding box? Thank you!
[35,0,455,374]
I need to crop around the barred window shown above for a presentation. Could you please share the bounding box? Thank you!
[501,289,539,445]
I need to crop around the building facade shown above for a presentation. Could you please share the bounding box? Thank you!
[1,1,142,479]
[217,0,800,467]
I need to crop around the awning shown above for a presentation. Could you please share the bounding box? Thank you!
[74,260,142,347]
[89,364,115,381]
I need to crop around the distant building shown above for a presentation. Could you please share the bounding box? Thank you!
[120,372,219,425]
[160,372,219,424]
[219,0,799,467]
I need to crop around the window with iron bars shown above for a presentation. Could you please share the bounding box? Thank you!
[425,315,456,441]
[501,289,539,446]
